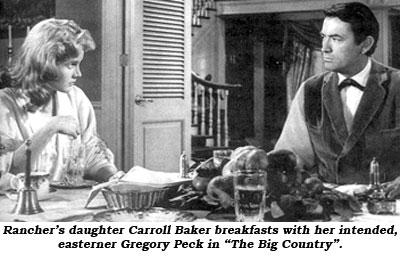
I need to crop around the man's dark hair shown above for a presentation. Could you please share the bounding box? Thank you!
[324,2,379,56]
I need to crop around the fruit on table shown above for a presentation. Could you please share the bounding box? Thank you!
[230,145,257,159]
[205,147,363,221]
[209,147,299,208]
[209,146,269,208]
[221,145,258,176]
[266,149,297,173]
[304,176,325,195]
[221,160,235,176]
[192,175,212,192]
[206,175,234,208]
[265,149,300,196]
[245,148,269,170]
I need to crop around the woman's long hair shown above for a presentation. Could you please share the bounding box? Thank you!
[9,18,95,112]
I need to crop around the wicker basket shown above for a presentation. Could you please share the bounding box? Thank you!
[101,187,168,210]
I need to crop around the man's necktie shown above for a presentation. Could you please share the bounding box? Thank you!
[338,78,364,132]
[338,78,364,91]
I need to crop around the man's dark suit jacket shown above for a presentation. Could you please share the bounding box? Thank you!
[303,60,400,184]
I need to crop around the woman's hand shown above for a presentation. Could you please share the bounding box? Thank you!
[50,115,81,138]
[84,165,118,182]
[9,116,80,175]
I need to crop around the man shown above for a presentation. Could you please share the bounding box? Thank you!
[274,2,400,198]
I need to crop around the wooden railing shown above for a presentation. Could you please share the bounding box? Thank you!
[192,72,241,148]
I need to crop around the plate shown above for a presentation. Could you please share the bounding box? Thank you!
[93,207,197,222]
[6,187,57,201]
[50,180,97,189]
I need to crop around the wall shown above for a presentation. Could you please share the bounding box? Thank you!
[55,0,102,102]
[0,38,24,68]
[192,12,224,82]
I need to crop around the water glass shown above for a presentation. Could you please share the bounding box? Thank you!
[36,151,56,173]
[64,156,84,185]
[234,169,267,222]
[213,149,233,169]
[62,141,85,185]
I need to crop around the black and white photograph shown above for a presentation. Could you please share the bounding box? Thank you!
[1,0,400,255]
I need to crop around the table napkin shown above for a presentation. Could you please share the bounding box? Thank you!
[85,166,192,207]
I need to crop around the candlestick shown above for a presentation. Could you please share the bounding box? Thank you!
[7,47,13,64]
[26,26,30,35]
[369,157,381,191]
[24,140,32,188]
[8,25,13,64]
[8,25,12,48]
[10,139,44,215]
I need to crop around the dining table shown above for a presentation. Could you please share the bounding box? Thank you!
[1,184,400,222]
[0,186,103,222]
[0,185,213,222]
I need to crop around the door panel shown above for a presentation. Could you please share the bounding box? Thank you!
[142,0,186,99]
[124,0,191,173]
[143,120,183,172]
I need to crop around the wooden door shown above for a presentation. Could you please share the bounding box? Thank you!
[123,0,192,172]
[100,0,124,170]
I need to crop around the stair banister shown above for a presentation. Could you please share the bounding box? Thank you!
[191,72,241,153]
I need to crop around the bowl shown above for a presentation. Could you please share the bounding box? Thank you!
[101,186,168,210]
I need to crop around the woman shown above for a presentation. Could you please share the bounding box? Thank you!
[0,18,119,190]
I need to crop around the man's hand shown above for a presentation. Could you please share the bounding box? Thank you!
[382,176,400,199]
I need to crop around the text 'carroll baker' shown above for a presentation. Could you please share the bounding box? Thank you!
[129,225,211,234]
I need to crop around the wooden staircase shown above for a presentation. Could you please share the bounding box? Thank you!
[190,0,249,160]
[191,0,216,29]
[191,72,245,160]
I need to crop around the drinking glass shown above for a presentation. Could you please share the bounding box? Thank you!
[62,141,86,185]
[233,169,267,222]
[36,151,56,173]
[213,149,233,169]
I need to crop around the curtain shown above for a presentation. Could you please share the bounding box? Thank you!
[286,39,313,107]
[283,20,322,108]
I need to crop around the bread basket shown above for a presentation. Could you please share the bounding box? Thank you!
[97,166,193,210]
[101,183,168,210]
